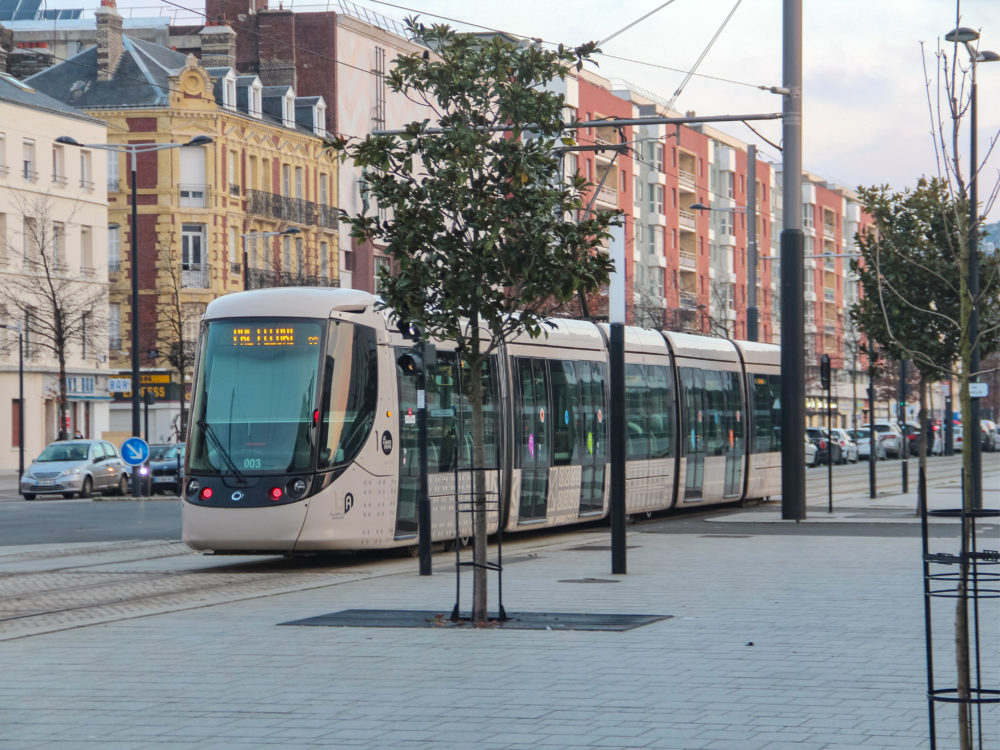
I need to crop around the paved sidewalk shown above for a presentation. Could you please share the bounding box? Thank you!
[0,480,997,748]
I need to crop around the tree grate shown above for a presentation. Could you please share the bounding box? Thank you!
[280,609,671,631]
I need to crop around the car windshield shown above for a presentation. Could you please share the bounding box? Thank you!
[149,445,179,461]
[849,430,868,441]
[36,443,89,461]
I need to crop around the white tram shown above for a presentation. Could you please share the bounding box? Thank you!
[181,288,781,553]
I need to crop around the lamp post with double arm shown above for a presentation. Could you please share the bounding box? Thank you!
[56,135,213,442]
[942,27,998,510]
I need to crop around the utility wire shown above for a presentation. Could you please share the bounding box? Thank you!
[597,0,679,47]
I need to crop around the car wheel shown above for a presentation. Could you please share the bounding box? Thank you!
[116,474,129,496]
[23,492,35,500]
[79,476,93,499]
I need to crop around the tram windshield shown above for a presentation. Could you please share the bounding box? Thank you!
[188,318,377,475]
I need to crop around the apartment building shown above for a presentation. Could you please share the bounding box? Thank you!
[0,71,110,469]
[26,1,337,439]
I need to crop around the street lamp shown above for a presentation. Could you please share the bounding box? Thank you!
[56,135,213,444]
[943,27,998,510]
[0,323,24,489]
[240,227,301,289]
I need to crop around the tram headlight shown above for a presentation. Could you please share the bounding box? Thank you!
[288,478,308,498]
[186,478,200,496]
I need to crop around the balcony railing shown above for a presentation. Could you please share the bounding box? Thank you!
[678,209,696,230]
[0,163,8,176]
[51,173,68,186]
[678,169,696,189]
[182,265,211,288]
[179,184,210,208]
[246,267,337,290]
[680,291,698,308]
[317,204,339,229]
[108,259,122,273]
[679,251,697,269]
[80,178,94,190]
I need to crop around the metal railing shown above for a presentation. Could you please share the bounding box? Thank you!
[246,267,337,290]
[178,184,210,208]
[182,265,211,288]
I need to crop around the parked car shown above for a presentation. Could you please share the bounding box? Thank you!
[902,422,944,455]
[850,429,884,460]
[20,439,131,499]
[829,428,858,463]
[146,443,185,495]
[861,423,903,458]
[981,420,998,452]
[804,435,817,466]
[805,427,830,466]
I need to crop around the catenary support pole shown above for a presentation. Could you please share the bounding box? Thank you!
[900,359,908,494]
[417,338,431,575]
[609,322,627,575]
[780,0,805,520]
[969,75,982,510]
[746,144,758,342]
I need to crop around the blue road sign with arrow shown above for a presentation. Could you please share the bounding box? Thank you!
[121,437,150,466]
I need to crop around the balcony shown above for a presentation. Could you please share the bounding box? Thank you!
[678,168,696,190]
[182,265,211,288]
[317,205,339,230]
[596,183,618,206]
[680,290,698,308]
[824,288,836,303]
[79,179,94,191]
[823,223,836,239]
[179,184,210,208]
[51,173,68,187]
[679,208,696,230]
[247,189,322,226]
[679,250,697,269]
[246,267,337,290]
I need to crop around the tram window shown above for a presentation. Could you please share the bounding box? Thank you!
[751,373,782,452]
[549,360,577,466]
[625,364,650,459]
[647,365,674,458]
[318,323,378,469]
[704,370,726,456]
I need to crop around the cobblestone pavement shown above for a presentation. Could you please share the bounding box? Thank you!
[0,470,997,748]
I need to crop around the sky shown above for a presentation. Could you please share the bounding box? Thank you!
[38,0,1000,219]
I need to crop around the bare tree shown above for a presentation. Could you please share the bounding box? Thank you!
[707,281,734,338]
[0,191,105,440]
[155,257,201,441]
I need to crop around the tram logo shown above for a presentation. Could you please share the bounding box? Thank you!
[344,492,354,513]
[381,431,393,455]
[231,491,244,502]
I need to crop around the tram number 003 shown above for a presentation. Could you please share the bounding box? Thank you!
[242,458,262,469]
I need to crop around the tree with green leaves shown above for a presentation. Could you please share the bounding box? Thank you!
[331,19,619,625]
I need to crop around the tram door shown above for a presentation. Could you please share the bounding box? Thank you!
[515,358,550,522]
[722,371,745,497]
[577,361,607,514]
[680,367,705,500]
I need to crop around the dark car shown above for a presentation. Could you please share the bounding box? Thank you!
[805,427,830,466]
[146,443,185,495]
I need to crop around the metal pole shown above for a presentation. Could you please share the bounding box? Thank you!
[130,148,142,498]
[945,379,954,456]
[868,382,877,499]
[969,75,982,510]
[609,321,627,574]
[780,0,806,520]
[746,144,758,342]
[417,339,431,575]
[900,359,908,494]
[242,234,249,289]
[17,330,24,486]
[827,380,833,513]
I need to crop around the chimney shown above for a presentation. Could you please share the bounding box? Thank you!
[200,24,237,69]
[95,0,123,82]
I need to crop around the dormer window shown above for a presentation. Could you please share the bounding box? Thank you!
[224,71,237,111]
[250,79,262,119]
[283,90,295,128]
[314,101,327,137]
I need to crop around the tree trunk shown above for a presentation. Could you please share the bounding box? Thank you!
[956,231,973,750]
[58,349,68,441]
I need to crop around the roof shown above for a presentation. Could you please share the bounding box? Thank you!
[25,34,188,108]
[0,70,104,125]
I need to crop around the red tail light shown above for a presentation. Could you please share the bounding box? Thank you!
[819,439,827,449]
[268,487,283,501]
[200,487,214,500]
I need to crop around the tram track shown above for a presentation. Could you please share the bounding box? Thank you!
[0,540,412,642]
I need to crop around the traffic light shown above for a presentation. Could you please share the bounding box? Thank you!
[820,353,831,390]
[397,351,423,376]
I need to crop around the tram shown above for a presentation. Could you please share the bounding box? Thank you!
[181,287,781,553]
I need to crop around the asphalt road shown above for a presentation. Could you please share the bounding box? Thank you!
[0,453,994,547]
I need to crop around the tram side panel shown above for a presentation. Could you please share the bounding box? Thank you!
[733,340,782,501]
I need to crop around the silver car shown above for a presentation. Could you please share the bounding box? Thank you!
[829,428,859,463]
[21,439,131,499]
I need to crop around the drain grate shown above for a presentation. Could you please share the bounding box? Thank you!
[558,577,619,584]
[281,609,670,631]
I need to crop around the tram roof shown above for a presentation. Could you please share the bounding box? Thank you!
[204,288,377,320]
